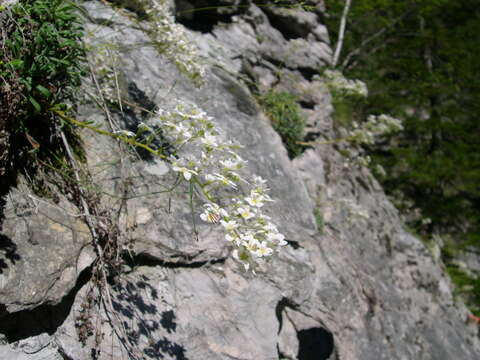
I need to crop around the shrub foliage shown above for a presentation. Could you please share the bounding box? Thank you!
[259,90,305,158]
[0,0,85,176]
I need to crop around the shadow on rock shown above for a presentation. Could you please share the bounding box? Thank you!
[111,274,188,360]
[0,233,20,274]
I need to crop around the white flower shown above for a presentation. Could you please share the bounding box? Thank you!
[220,159,237,168]
[201,133,218,147]
[253,176,267,185]
[348,113,403,146]
[220,220,239,232]
[324,70,368,99]
[174,124,192,141]
[264,222,278,232]
[171,163,198,181]
[226,233,241,245]
[253,241,274,257]
[145,0,205,84]
[245,192,265,208]
[220,156,245,170]
[243,236,260,253]
[266,231,287,246]
[147,104,286,271]
[236,206,254,220]
[204,174,216,182]
[213,173,237,188]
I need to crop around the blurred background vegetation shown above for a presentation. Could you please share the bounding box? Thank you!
[325,0,480,314]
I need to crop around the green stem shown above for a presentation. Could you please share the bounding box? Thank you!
[189,180,198,240]
[52,109,168,160]
[193,176,215,203]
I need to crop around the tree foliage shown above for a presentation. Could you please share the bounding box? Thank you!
[327,0,480,244]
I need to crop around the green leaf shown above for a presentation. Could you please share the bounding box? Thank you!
[36,84,52,98]
[50,57,70,65]
[28,96,42,113]
[8,59,24,69]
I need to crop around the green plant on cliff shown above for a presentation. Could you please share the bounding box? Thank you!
[259,90,305,158]
[0,0,86,173]
[446,265,480,316]
[1,0,85,119]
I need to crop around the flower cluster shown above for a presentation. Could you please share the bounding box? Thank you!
[144,0,205,86]
[349,114,403,145]
[83,2,283,271]
[141,105,287,271]
[322,69,368,99]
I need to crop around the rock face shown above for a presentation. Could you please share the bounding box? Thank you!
[1,1,479,359]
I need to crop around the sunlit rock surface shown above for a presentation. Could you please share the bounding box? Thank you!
[1,1,479,359]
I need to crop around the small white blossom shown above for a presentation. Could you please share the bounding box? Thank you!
[245,192,265,208]
[171,162,197,181]
[264,222,277,232]
[204,174,216,182]
[253,241,274,257]
[266,231,287,246]
[226,233,241,245]
[145,0,205,85]
[236,206,255,220]
[201,133,218,148]
[253,176,267,185]
[220,156,245,170]
[349,114,403,146]
[220,220,239,232]
[243,235,259,252]
[212,173,237,188]
[323,69,368,99]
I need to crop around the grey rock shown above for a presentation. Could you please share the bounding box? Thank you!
[0,1,479,360]
[261,4,320,39]
[312,23,331,44]
[274,69,331,106]
[260,34,331,71]
[56,264,282,360]
[0,333,62,360]
[0,186,92,313]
